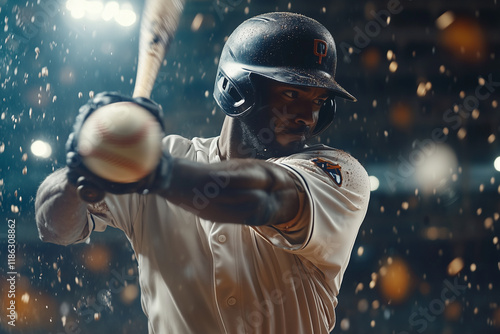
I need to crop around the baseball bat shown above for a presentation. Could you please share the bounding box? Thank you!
[132,0,185,98]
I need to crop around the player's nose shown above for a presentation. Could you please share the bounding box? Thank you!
[292,103,318,127]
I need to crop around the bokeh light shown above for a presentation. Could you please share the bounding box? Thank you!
[414,143,458,194]
[439,16,486,63]
[369,175,380,191]
[102,1,119,21]
[65,0,136,26]
[31,140,52,158]
[115,5,137,27]
[494,156,500,172]
[390,102,414,130]
[82,244,111,272]
[379,258,413,304]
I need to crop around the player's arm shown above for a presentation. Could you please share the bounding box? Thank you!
[161,158,306,227]
[35,168,89,246]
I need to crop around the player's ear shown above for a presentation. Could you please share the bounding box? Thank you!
[250,75,275,114]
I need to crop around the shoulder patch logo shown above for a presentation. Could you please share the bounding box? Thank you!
[312,158,342,186]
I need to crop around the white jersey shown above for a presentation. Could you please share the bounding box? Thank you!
[79,135,370,334]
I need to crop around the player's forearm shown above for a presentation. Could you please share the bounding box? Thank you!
[35,168,89,245]
[162,158,299,226]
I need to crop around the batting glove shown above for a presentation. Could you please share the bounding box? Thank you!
[65,92,173,203]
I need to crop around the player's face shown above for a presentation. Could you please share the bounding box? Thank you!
[240,81,329,159]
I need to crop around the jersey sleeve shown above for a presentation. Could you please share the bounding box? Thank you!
[77,193,146,243]
[252,149,370,284]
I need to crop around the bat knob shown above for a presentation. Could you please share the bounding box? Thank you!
[77,178,105,203]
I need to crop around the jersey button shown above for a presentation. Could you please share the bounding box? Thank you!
[218,235,227,243]
[227,297,236,306]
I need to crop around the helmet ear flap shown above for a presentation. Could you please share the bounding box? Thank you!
[213,67,256,117]
[312,98,336,136]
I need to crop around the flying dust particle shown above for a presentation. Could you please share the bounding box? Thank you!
[484,217,493,229]
[357,246,364,256]
[471,109,480,119]
[387,50,394,60]
[340,318,349,331]
[389,61,398,72]
[447,257,464,276]
[457,128,467,140]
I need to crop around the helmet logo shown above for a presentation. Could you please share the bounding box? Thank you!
[313,39,328,64]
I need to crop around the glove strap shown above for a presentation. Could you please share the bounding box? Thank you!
[138,152,175,196]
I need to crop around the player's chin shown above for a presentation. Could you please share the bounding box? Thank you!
[275,134,308,154]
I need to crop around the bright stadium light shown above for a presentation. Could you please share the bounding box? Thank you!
[414,143,458,194]
[102,1,119,21]
[115,4,137,27]
[85,1,104,20]
[31,140,52,158]
[369,175,380,191]
[65,0,137,26]
[494,156,500,172]
[67,0,86,19]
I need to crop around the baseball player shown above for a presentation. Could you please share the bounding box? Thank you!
[35,12,370,334]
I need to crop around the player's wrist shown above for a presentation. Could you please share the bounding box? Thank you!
[136,151,175,197]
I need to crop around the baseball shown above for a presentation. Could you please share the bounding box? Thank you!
[77,101,163,183]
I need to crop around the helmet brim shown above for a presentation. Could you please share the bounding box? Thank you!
[244,65,357,102]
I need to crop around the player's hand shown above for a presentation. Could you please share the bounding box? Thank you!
[65,92,173,203]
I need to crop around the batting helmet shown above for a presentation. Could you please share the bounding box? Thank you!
[213,12,356,136]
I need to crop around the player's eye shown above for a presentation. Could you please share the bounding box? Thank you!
[313,99,326,106]
[282,90,298,99]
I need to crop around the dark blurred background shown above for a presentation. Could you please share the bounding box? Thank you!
[1,0,499,333]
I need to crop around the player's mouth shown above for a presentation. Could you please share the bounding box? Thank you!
[278,126,310,137]
[275,126,311,147]
[281,132,306,141]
